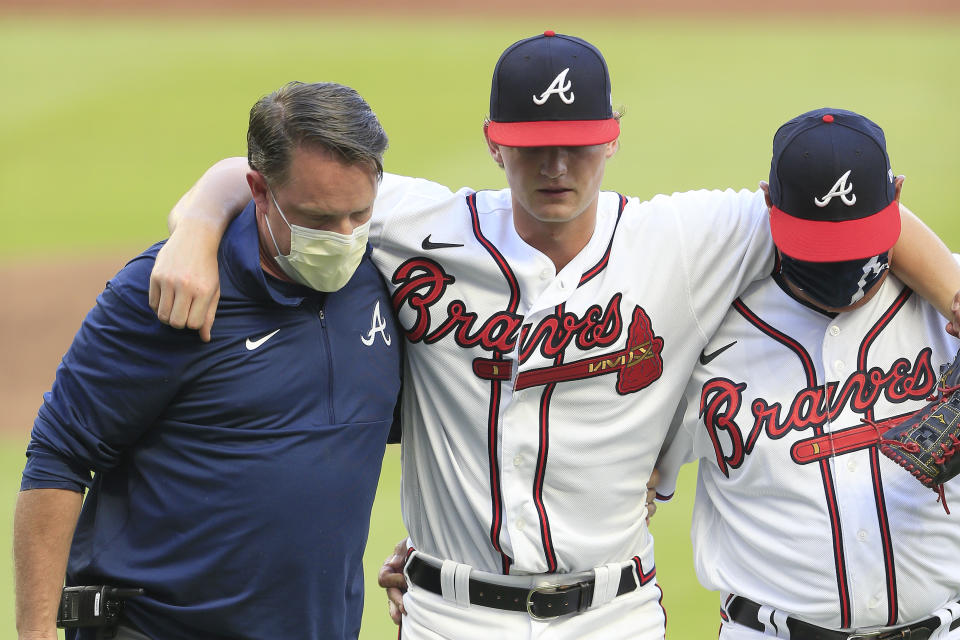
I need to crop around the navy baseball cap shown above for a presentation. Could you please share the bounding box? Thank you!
[769,108,900,262]
[486,31,620,147]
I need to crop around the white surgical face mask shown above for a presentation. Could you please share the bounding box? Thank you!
[265,189,370,292]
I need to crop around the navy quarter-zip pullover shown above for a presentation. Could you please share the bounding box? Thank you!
[22,202,402,640]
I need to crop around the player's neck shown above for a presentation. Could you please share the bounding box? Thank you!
[511,200,598,272]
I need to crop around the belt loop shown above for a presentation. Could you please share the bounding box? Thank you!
[453,563,472,609]
[933,600,960,638]
[946,599,960,625]
[772,609,791,639]
[589,563,623,610]
[758,604,791,639]
[439,560,464,606]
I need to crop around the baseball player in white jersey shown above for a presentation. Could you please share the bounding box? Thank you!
[657,108,960,640]
[147,35,960,640]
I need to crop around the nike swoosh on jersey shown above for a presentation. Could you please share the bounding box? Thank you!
[421,235,464,250]
[246,329,281,351]
[699,341,737,365]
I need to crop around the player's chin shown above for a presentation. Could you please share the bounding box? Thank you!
[529,196,583,223]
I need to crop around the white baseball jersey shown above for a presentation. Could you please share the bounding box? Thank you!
[370,173,773,579]
[657,268,960,631]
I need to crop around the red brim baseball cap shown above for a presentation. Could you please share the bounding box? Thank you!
[768,108,901,262]
[488,31,620,148]
[486,118,620,147]
[770,199,901,262]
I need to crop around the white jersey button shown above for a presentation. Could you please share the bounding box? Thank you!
[857,529,868,541]
[869,595,881,608]
[513,454,524,467]
[516,518,526,531]
[834,360,846,372]
[829,325,841,336]
[540,268,552,280]
[847,459,857,472]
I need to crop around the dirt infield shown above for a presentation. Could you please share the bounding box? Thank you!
[0,257,129,437]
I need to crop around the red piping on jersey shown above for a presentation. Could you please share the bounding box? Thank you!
[733,299,816,388]
[632,555,657,585]
[858,286,912,626]
[533,303,563,573]
[732,297,853,627]
[468,192,520,573]
[534,383,558,571]
[636,558,666,634]
[578,194,628,287]
[656,584,667,634]
[816,447,852,628]
[720,594,733,623]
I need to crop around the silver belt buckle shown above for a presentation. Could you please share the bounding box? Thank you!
[847,630,920,640]
[525,583,564,621]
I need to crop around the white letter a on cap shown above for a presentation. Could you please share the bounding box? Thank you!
[533,68,575,105]
[814,170,857,207]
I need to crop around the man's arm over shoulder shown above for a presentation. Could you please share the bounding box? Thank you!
[369,172,457,251]
[891,205,960,336]
[660,188,775,342]
[150,157,251,342]
[150,163,456,340]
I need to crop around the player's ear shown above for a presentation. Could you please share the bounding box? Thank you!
[759,181,773,209]
[483,122,504,168]
[894,175,905,202]
[604,138,620,158]
[247,170,271,213]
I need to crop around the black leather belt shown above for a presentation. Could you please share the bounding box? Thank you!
[727,595,960,640]
[406,555,638,620]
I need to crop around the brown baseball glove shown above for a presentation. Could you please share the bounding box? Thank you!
[876,347,960,514]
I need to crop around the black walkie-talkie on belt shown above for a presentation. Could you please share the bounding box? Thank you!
[57,585,145,628]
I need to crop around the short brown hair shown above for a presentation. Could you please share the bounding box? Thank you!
[247,81,388,185]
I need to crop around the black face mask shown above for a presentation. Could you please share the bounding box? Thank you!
[780,252,890,309]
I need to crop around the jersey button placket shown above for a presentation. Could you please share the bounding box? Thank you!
[498,385,540,568]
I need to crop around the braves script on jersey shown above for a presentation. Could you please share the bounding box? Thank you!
[369,174,773,579]
[658,271,960,630]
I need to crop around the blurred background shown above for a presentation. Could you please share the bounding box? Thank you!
[1,0,958,637]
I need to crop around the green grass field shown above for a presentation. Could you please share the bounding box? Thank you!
[1,13,958,640]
